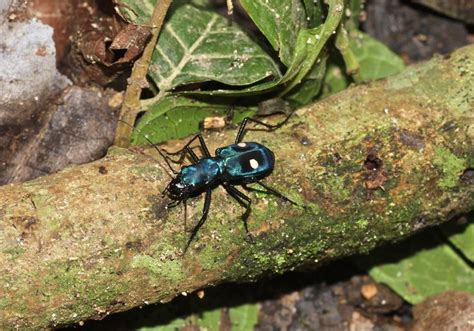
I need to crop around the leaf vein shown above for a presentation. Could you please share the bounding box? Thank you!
[165,24,188,50]
[159,15,219,90]
[155,46,176,69]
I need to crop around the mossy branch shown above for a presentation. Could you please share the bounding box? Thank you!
[1,46,473,329]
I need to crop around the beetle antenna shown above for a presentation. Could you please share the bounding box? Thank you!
[117,119,176,179]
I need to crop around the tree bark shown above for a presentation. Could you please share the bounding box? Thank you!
[0,45,473,329]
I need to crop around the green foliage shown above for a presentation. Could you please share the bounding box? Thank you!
[321,29,405,97]
[239,0,306,66]
[320,62,350,98]
[132,96,256,144]
[229,304,259,331]
[115,0,408,143]
[139,318,186,331]
[344,0,363,30]
[302,0,325,27]
[137,303,259,331]
[187,0,344,97]
[113,0,333,142]
[285,53,328,105]
[198,308,222,330]
[147,2,281,91]
[279,2,343,95]
[116,0,156,24]
[367,219,474,304]
[441,220,474,262]
[348,30,405,82]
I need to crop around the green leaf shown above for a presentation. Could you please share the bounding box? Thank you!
[229,303,259,331]
[335,24,360,78]
[348,30,405,82]
[145,303,258,331]
[138,317,186,331]
[116,0,210,24]
[198,308,222,331]
[239,0,306,66]
[442,219,474,263]
[344,0,363,31]
[320,62,350,98]
[181,0,343,98]
[285,53,328,105]
[133,96,255,143]
[368,231,474,304]
[231,108,258,124]
[302,0,325,27]
[119,1,281,92]
[116,0,156,24]
[280,0,344,95]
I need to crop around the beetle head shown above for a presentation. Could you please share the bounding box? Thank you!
[164,176,191,201]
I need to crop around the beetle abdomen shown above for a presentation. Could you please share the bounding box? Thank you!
[216,142,275,181]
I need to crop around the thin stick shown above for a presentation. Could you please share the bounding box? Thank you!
[114,0,173,148]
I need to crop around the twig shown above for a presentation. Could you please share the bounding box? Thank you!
[114,0,173,147]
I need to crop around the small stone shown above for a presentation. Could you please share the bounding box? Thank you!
[361,283,378,300]
[197,290,205,299]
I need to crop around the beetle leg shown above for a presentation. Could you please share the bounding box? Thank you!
[161,144,200,167]
[185,146,199,163]
[167,199,181,209]
[235,113,293,143]
[163,134,211,164]
[243,181,299,206]
[184,189,212,253]
[183,199,189,232]
[223,184,255,243]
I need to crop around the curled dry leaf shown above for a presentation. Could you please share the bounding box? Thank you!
[109,23,152,64]
[60,0,151,86]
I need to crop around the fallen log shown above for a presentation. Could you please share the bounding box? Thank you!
[0,45,473,329]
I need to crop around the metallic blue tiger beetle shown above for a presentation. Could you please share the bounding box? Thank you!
[159,116,298,253]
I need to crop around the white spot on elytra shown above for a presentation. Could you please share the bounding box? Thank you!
[250,159,259,169]
[237,142,246,147]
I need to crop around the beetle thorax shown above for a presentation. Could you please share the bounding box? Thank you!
[166,158,224,200]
